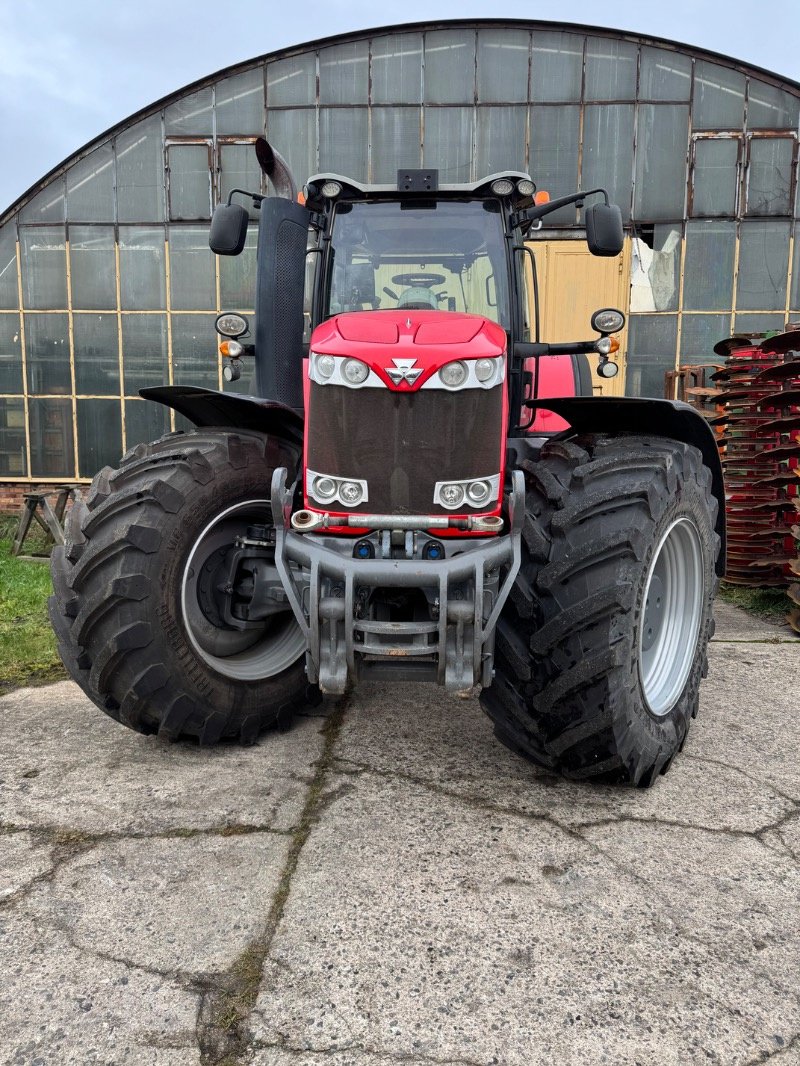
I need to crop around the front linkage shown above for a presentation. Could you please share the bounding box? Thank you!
[270,467,526,694]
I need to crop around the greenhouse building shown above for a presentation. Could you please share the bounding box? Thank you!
[1,18,799,493]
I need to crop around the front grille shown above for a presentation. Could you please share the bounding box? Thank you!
[306,383,504,515]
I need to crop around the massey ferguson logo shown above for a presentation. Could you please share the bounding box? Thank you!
[385,358,422,386]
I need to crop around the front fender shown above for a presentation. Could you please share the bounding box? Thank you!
[140,385,304,449]
[527,396,726,576]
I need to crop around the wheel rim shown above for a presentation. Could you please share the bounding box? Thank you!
[181,499,305,681]
[638,517,704,717]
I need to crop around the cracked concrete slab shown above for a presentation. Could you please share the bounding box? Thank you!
[712,600,791,642]
[0,831,53,903]
[252,771,799,1066]
[331,660,797,836]
[0,682,326,834]
[0,600,797,1065]
[0,914,200,1065]
[20,834,293,977]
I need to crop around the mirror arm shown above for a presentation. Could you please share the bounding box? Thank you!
[517,186,610,228]
[226,188,265,209]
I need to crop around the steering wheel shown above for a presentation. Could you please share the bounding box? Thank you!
[392,272,446,288]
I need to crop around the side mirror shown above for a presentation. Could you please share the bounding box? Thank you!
[209,203,249,256]
[585,203,624,257]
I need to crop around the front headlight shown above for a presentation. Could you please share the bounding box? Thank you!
[342,358,369,385]
[439,361,468,388]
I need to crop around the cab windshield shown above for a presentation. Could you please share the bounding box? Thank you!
[326,199,510,328]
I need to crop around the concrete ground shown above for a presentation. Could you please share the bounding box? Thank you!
[1,601,799,1066]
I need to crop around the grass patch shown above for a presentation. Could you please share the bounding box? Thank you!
[718,583,790,625]
[0,516,66,693]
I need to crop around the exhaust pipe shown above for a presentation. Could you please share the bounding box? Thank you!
[255,138,297,200]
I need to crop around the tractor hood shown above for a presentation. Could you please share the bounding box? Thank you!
[309,310,507,392]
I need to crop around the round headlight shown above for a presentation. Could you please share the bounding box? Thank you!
[516,178,535,197]
[467,480,492,504]
[598,361,620,379]
[440,484,465,509]
[315,353,336,378]
[339,481,363,505]
[342,358,369,385]
[321,180,342,199]
[475,358,496,383]
[439,361,468,388]
[596,337,612,355]
[215,312,248,338]
[591,308,626,334]
[313,476,337,500]
[491,178,515,197]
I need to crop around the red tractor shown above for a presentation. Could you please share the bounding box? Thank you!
[50,141,724,786]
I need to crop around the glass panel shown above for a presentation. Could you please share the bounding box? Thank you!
[634,105,689,220]
[691,139,739,216]
[219,143,262,218]
[476,106,527,176]
[20,227,67,310]
[0,315,23,393]
[319,109,368,180]
[167,144,211,221]
[73,314,119,395]
[66,145,115,222]
[736,221,790,310]
[631,225,681,312]
[19,180,65,224]
[531,31,583,103]
[119,227,166,310]
[267,53,316,107]
[319,41,368,105]
[215,67,264,135]
[124,397,169,448]
[29,398,74,477]
[679,314,731,360]
[581,105,634,222]
[0,227,18,309]
[693,62,745,129]
[639,47,692,101]
[530,106,580,223]
[220,227,257,310]
[584,38,637,101]
[734,312,786,336]
[746,138,793,216]
[371,109,421,182]
[625,315,678,397]
[165,89,213,136]
[792,223,800,312]
[683,221,736,310]
[24,313,70,393]
[0,398,27,477]
[69,226,116,310]
[116,116,164,223]
[266,110,315,185]
[121,314,168,392]
[424,29,475,104]
[423,107,473,183]
[477,29,529,103]
[371,33,422,105]
[77,398,122,476]
[171,314,218,389]
[169,226,216,311]
[747,80,800,130]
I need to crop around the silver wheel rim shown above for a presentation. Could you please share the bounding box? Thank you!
[181,499,305,681]
[638,517,704,717]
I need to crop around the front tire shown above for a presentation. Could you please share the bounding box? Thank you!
[482,434,720,786]
[49,429,315,743]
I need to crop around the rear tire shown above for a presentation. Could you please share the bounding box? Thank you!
[481,434,719,786]
[49,429,316,743]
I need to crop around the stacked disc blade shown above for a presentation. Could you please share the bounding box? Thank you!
[710,331,800,591]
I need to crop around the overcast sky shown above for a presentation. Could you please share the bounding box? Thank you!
[1,0,798,214]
